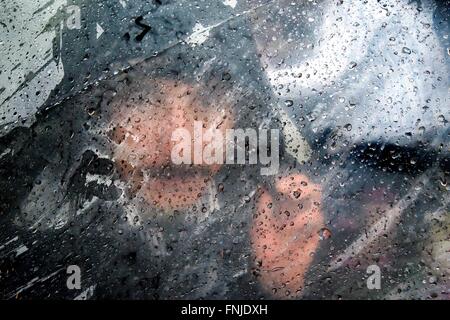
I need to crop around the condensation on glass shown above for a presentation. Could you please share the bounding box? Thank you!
[0,0,449,299]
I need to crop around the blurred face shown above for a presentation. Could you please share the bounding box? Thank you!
[252,174,324,298]
[108,79,233,210]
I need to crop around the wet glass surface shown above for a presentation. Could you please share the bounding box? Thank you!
[0,0,449,299]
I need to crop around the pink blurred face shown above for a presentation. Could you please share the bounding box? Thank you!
[108,80,233,210]
[251,174,324,298]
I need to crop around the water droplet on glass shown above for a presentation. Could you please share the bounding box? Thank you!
[318,227,332,240]
[285,100,294,107]
[402,47,412,54]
